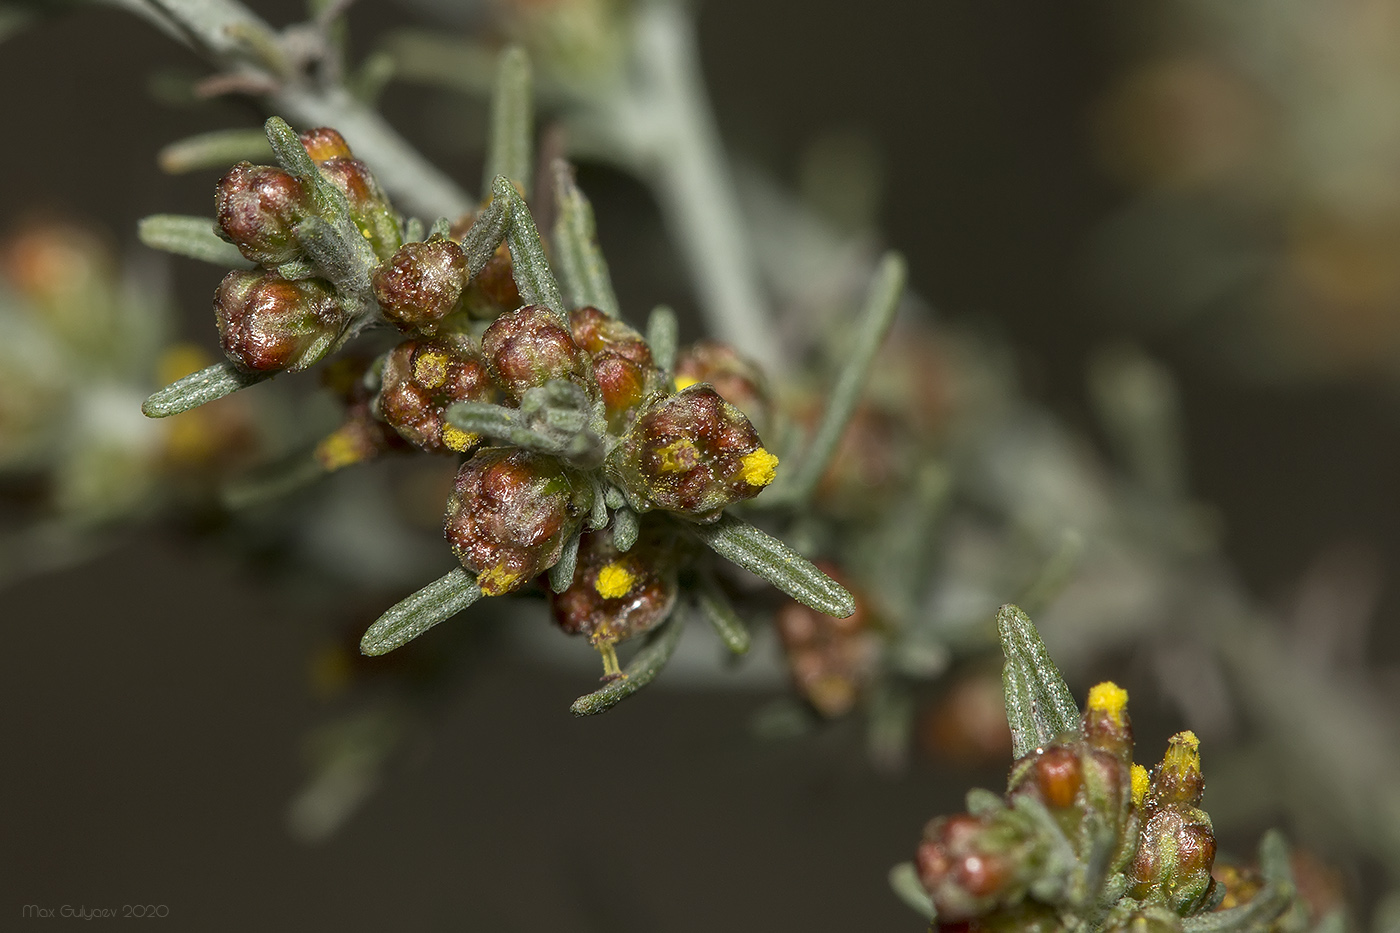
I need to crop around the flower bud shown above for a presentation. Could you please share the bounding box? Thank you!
[482,304,592,402]
[214,270,346,373]
[444,449,587,595]
[215,162,307,265]
[1009,745,1083,811]
[549,523,679,678]
[371,236,468,332]
[917,812,1034,922]
[774,565,875,717]
[569,306,660,424]
[609,385,778,521]
[1083,681,1134,761]
[375,336,496,453]
[1128,731,1216,913]
[673,339,772,433]
[298,127,353,163]
[317,156,402,260]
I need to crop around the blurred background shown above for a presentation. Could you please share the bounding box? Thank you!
[2,0,1398,929]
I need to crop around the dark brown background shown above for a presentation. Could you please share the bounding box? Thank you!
[2,1,1395,929]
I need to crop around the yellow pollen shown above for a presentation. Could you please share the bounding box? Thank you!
[657,438,698,473]
[595,562,637,599]
[157,343,212,386]
[1131,763,1149,808]
[441,425,479,453]
[315,428,365,471]
[1087,681,1129,725]
[1162,730,1202,777]
[673,375,700,391]
[739,447,779,487]
[477,564,524,595]
[413,351,450,388]
[361,227,373,240]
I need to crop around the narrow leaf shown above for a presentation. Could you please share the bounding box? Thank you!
[265,115,318,178]
[611,507,639,552]
[570,612,686,716]
[549,530,581,593]
[459,194,508,277]
[492,175,565,319]
[359,567,482,656]
[552,160,619,316]
[142,361,269,418]
[138,214,254,268]
[998,604,1080,758]
[688,514,855,618]
[888,863,935,921]
[646,305,678,373]
[782,252,906,502]
[484,45,534,197]
[157,127,272,174]
[695,580,750,655]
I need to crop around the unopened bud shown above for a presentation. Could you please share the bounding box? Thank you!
[317,156,402,260]
[549,524,679,677]
[371,235,468,332]
[916,813,1030,922]
[215,162,307,265]
[609,385,777,521]
[375,336,496,453]
[444,449,586,595]
[1128,731,1216,913]
[569,306,660,423]
[482,304,592,402]
[298,126,353,163]
[673,339,772,433]
[214,270,346,373]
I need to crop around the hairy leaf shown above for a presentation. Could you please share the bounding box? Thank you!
[142,361,269,418]
[998,604,1080,758]
[360,568,482,656]
[570,612,685,716]
[138,214,254,268]
[689,514,855,618]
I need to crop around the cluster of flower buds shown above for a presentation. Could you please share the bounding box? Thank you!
[569,306,663,428]
[774,564,877,717]
[549,522,680,677]
[212,127,402,374]
[914,682,1222,932]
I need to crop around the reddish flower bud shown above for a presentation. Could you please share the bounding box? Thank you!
[371,236,468,332]
[774,565,875,717]
[375,336,496,454]
[569,306,660,424]
[482,304,591,402]
[298,127,353,163]
[215,162,307,265]
[214,270,346,373]
[673,339,772,432]
[1128,731,1217,913]
[917,813,1025,921]
[609,385,778,521]
[317,156,402,261]
[549,524,679,677]
[444,449,586,595]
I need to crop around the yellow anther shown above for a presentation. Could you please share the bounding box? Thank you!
[673,375,700,391]
[315,428,365,471]
[595,562,637,599]
[1131,763,1149,808]
[477,564,523,595]
[413,350,450,389]
[441,425,479,453]
[1162,730,1202,778]
[1087,681,1129,725]
[157,343,212,386]
[657,438,699,473]
[739,447,779,487]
